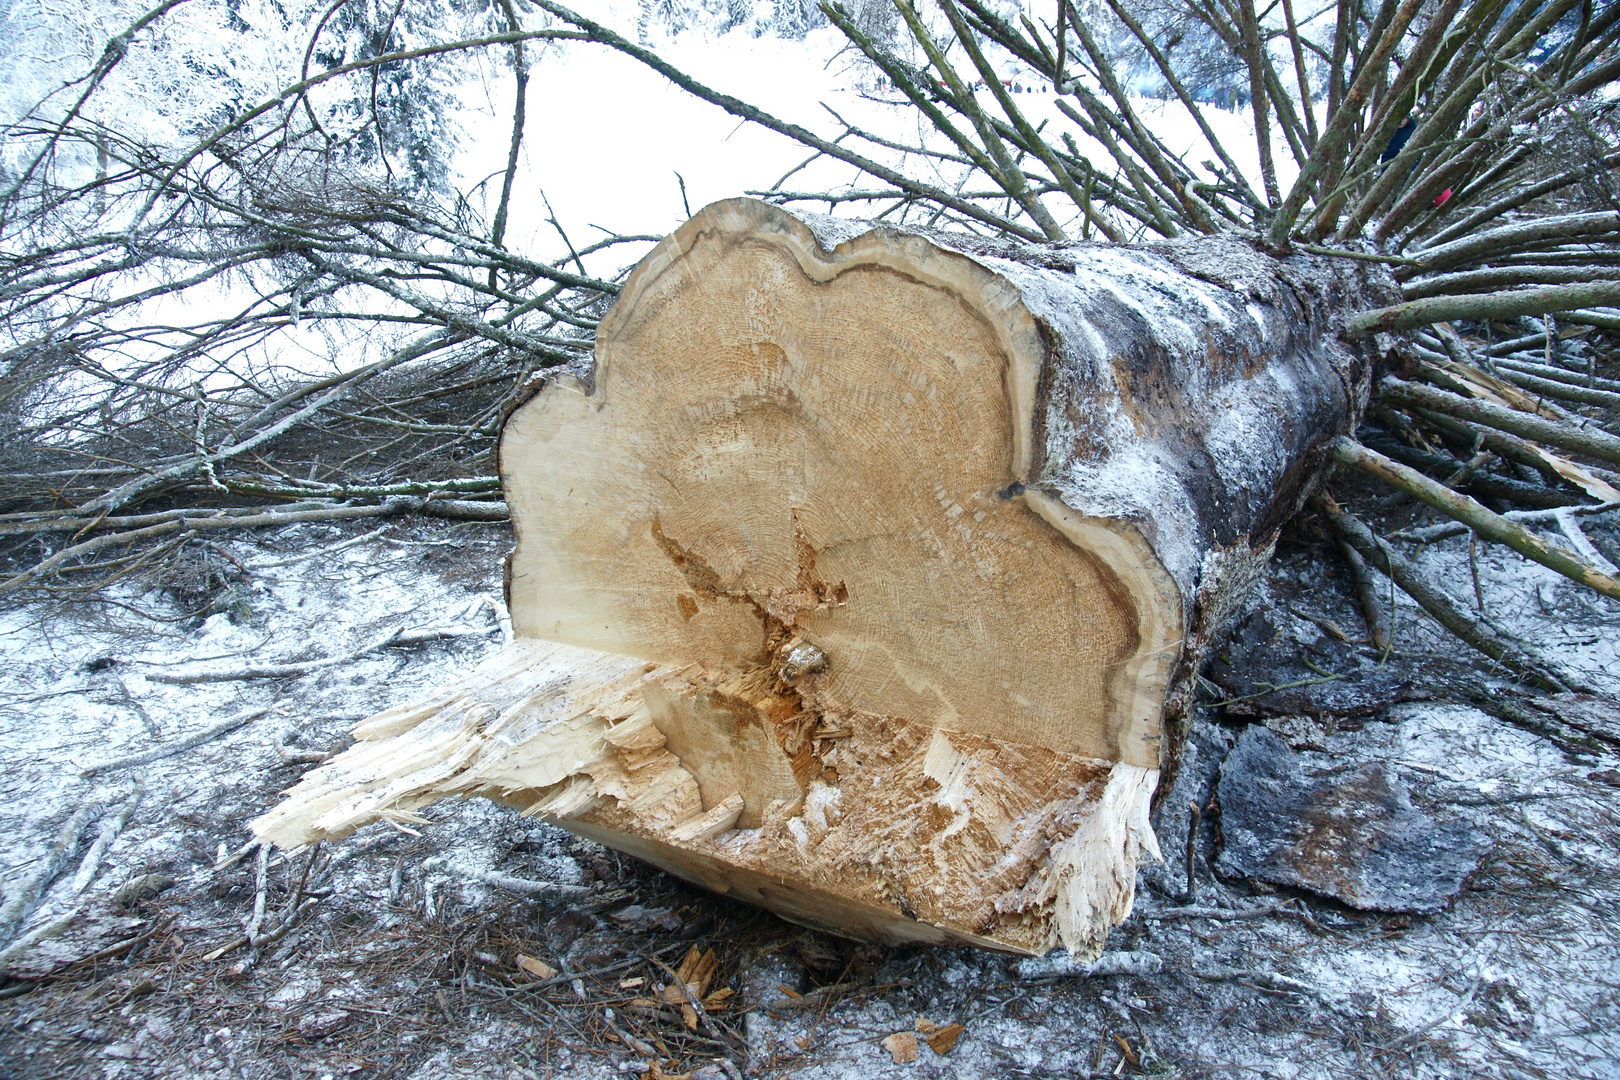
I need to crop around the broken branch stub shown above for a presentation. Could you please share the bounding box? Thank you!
[255,199,1383,956]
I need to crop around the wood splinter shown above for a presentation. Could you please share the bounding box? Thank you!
[255,199,1383,957]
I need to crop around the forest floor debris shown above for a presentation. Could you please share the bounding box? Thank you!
[1214,726,1492,913]
[0,504,1617,1079]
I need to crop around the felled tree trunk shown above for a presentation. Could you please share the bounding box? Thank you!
[255,199,1388,957]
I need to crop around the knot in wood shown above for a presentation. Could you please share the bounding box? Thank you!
[775,639,827,683]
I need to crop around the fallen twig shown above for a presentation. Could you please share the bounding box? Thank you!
[648,952,743,1062]
[0,802,104,943]
[601,1008,660,1057]
[1314,495,1569,692]
[483,594,513,646]
[70,777,144,894]
[1554,507,1620,576]
[1184,801,1202,905]
[1146,903,1289,923]
[1333,437,1620,601]
[419,857,592,900]
[0,910,79,973]
[1014,950,1164,980]
[765,981,859,1012]
[1339,538,1392,652]
[245,843,270,946]
[0,499,508,597]
[1380,377,1620,468]
[1196,963,1326,999]
[115,677,160,738]
[1393,501,1620,544]
[1444,682,1611,757]
[80,705,275,776]
[147,624,494,684]
[199,895,322,962]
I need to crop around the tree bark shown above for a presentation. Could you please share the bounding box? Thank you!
[255,199,1389,957]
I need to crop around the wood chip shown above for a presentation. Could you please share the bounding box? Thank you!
[778,984,803,999]
[516,954,557,979]
[701,987,734,1010]
[200,937,247,963]
[881,1031,919,1064]
[619,977,645,989]
[925,1023,965,1055]
[674,946,719,998]
[661,982,702,1005]
[914,1016,939,1034]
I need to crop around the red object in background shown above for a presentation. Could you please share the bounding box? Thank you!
[1433,188,1453,208]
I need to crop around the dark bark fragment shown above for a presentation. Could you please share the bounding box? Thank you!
[1216,727,1489,913]
[1208,607,1416,718]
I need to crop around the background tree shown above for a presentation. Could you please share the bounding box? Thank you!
[0,0,654,612]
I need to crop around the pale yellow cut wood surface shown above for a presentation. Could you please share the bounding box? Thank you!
[501,200,1177,767]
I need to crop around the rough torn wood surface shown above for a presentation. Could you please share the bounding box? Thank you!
[256,199,1386,956]
[254,638,1159,954]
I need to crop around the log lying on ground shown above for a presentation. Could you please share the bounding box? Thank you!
[254,199,1385,957]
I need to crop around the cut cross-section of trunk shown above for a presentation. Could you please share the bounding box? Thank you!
[255,199,1385,957]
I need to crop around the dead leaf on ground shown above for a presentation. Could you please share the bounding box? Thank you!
[882,1031,919,1064]
[926,1023,965,1055]
[1113,1033,1139,1066]
[516,954,557,979]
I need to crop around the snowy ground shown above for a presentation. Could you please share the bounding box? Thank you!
[0,496,1617,1079]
